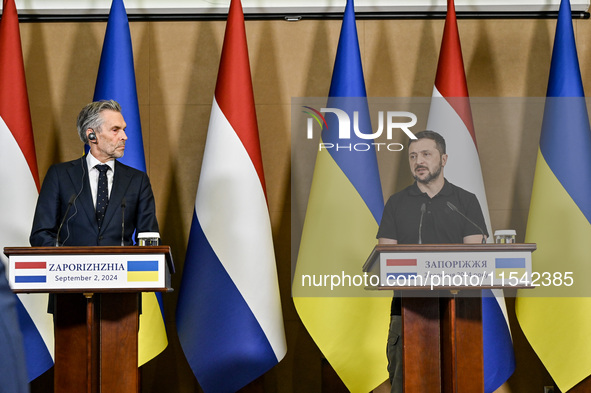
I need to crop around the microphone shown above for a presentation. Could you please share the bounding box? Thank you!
[120,197,126,246]
[56,194,77,247]
[418,203,426,244]
[446,201,487,244]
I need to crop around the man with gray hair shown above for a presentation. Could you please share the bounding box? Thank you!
[30,100,158,247]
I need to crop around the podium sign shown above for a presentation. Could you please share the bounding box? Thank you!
[8,251,168,291]
[364,243,535,290]
[5,246,172,293]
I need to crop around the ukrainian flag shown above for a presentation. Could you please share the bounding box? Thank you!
[293,0,390,391]
[92,0,167,366]
[127,261,159,282]
[515,0,591,391]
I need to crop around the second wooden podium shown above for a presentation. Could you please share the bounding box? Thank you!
[364,243,536,393]
[4,246,174,393]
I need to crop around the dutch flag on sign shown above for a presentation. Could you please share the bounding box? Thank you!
[14,262,47,283]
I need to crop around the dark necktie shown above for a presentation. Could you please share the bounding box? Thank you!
[95,164,110,229]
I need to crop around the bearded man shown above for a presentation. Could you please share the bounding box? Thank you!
[377,130,488,393]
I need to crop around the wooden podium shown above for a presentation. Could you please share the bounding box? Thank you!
[364,243,536,393]
[4,246,174,393]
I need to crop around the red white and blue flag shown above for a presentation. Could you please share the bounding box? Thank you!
[13,262,47,283]
[175,0,286,391]
[0,0,54,381]
[426,1,515,391]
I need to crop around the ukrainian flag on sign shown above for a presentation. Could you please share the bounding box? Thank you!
[494,258,526,279]
[127,261,159,282]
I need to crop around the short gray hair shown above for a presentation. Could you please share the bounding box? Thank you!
[77,100,122,144]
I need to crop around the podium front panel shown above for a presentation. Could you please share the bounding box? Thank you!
[5,247,171,292]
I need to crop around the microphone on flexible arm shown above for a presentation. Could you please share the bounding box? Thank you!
[56,194,77,247]
[418,203,426,244]
[446,201,487,244]
[120,197,126,247]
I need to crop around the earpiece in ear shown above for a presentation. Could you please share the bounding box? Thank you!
[88,131,97,142]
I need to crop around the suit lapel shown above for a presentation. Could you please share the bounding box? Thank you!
[67,156,97,234]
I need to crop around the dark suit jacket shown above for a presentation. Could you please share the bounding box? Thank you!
[30,156,159,247]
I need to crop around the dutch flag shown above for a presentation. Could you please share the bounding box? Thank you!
[0,0,54,382]
[175,1,286,392]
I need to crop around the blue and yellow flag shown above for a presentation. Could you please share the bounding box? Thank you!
[515,0,591,391]
[93,0,167,366]
[293,0,391,391]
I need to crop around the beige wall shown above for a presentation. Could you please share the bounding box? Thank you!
[20,15,589,392]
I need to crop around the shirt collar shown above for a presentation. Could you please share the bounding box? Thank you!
[86,153,115,172]
[409,178,452,198]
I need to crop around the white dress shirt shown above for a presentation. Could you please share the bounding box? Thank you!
[86,153,115,208]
